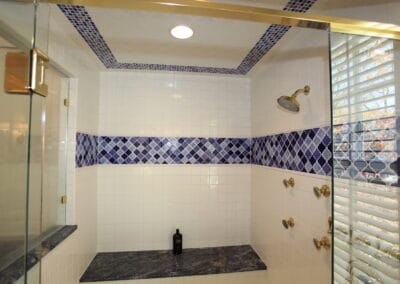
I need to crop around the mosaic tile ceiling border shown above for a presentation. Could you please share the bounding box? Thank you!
[58,0,317,74]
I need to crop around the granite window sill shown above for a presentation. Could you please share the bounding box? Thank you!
[80,245,266,282]
[0,225,77,284]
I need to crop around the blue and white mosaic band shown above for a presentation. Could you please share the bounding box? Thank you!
[58,0,317,75]
[76,118,399,187]
[75,127,332,175]
[98,136,251,165]
[76,132,98,168]
[252,126,332,176]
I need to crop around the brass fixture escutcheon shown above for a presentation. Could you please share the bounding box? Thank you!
[283,177,295,188]
[313,236,331,250]
[313,184,330,198]
[282,217,295,229]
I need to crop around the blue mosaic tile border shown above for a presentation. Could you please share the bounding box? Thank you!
[98,136,251,164]
[58,0,317,75]
[252,126,332,176]
[76,119,399,186]
[76,132,98,168]
[75,127,332,175]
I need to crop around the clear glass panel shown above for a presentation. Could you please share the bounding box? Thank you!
[27,94,43,249]
[0,1,68,283]
[0,40,30,271]
[26,10,69,284]
[0,1,35,283]
[41,66,68,234]
[27,75,69,243]
[34,3,50,54]
[330,33,400,284]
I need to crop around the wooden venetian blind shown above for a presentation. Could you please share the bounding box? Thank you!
[331,34,400,284]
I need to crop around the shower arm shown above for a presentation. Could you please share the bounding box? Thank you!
[291,85,310,98]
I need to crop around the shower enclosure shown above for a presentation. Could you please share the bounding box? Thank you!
[0,0,69,283]
[0,1,399,284]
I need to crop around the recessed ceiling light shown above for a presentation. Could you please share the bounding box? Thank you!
[170,25,193,39]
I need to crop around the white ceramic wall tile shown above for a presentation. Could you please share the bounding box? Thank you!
[46,5,103,135]
[248,3,400,284]
[251,166,331,284]
[249,23,332,284]
[38,5,101,284]
[97,70,252,252]
[250,1,400,137]
[97,164,251,252]
[249,27,330,136]
[41,166,98,284]
[99,71,251,138]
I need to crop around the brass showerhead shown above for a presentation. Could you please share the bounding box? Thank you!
[277,85,310,113]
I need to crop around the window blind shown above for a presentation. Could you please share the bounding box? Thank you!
[331,34,400,284]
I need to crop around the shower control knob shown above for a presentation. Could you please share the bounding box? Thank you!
[282,217,295,229]
[313,236,331,250]
[313,185,330,198]
[283,177,295,188]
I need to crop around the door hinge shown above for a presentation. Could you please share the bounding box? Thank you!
[4,48,49,96]
[64,98,70,107]
[4,51,30,94]
[61,195,68,204]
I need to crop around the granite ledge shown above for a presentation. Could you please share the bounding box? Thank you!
[80,245,266,282]
[0,225,77,284]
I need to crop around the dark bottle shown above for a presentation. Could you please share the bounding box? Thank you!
[173,229,182,255]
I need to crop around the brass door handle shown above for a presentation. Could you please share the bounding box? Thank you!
[313,236,331,250]
[283,177,295,188]
[313,185,330,198]
[282,217,295,229]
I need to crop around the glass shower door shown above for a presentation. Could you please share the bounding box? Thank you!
[0,1,68,283]
[0,0,36,283]
[330,33,400,283]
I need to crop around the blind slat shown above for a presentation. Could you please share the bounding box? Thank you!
[335,181,399,199]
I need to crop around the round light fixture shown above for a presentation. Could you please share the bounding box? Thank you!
[170,25,193,39]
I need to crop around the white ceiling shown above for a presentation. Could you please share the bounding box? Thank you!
[81,0,400,71]
[88,7,271,68]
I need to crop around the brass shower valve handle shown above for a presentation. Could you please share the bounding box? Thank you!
[282,217,295,229]
[313,236,331,250]
[283,177,295,188]
[313,184,330,198]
